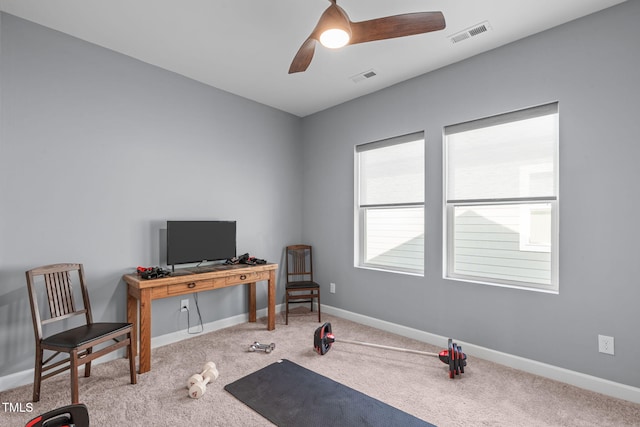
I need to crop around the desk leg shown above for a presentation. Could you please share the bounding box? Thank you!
[126,289,138,360]
[267,269,275,331]
[248,282,256,323]
[138,288,152,374]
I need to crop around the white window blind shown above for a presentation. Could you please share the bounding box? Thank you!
[356,133,424,275]
[444,103,559,291]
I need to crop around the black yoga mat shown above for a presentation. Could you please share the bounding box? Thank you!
[224,359,435,427]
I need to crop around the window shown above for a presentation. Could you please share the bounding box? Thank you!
[355,133,424,275]
[444,103,559,292]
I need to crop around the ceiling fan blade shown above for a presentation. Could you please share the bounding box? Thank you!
[289,38,317,74]
[349,12,445,45]
[289,1,350,73]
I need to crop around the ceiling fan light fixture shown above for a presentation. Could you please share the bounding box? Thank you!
[320,28,350,48]
[289,0,446,73]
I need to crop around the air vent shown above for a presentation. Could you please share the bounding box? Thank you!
[350,69,377,83]
[449,21,491,44]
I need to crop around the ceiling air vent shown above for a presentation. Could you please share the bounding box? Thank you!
[449,21,491,44]
[350,69,377,83]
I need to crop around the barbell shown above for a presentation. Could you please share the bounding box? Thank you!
[313,322,467,379]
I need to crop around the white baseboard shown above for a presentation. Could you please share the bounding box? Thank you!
[4,303,639,405]
[321,304,640,404]
[150,304,279,348]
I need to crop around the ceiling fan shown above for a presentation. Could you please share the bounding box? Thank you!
[289,0,446,74]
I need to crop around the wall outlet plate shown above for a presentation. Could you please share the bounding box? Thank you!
[330,283,336,294]
[598,335,614,355]
[181,299,189,312]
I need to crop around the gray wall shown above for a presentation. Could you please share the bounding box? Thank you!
[0,14,302,377]
[2,1,639,390]
[301,0,640,388]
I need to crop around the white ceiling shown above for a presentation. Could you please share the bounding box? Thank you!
[0,0,627,117]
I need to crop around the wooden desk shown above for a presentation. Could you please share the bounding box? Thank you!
[123,263,277,374]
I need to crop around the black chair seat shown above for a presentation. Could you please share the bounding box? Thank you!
[286,281,319,289]
[43,322,132,349]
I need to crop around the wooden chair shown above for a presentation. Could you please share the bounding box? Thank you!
[285,245,321,325]
[26,263,137,404]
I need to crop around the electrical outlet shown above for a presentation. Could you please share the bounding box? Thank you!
[181,299,189,312]
[330,283,336,294]
[598,335,614,355]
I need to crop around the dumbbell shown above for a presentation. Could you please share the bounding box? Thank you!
[188,364,219,399]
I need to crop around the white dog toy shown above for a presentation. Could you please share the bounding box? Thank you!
[187,362,219,398]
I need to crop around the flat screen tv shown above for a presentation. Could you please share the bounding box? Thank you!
[166,220,236,266]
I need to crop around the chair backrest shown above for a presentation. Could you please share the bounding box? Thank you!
[286,245,314,283]
[26,263,93,341]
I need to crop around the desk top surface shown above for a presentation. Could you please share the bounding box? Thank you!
[123,263,277,288]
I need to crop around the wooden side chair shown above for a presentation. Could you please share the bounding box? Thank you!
[26,263,137,404]
[285,245,321,325]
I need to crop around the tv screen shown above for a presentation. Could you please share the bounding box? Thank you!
[166,221,236,266]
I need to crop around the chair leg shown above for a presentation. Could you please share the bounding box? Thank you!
[285,292,289,325]
[317,291,321,322]
[84,347,92,378]
[70,349,80,404]
[128,333,137,384]
[32,347,43,402]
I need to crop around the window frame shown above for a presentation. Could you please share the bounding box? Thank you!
[443,103,559,293]
[354,132,425,276]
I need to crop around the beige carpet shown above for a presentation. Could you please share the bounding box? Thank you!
[1,308,639,426]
